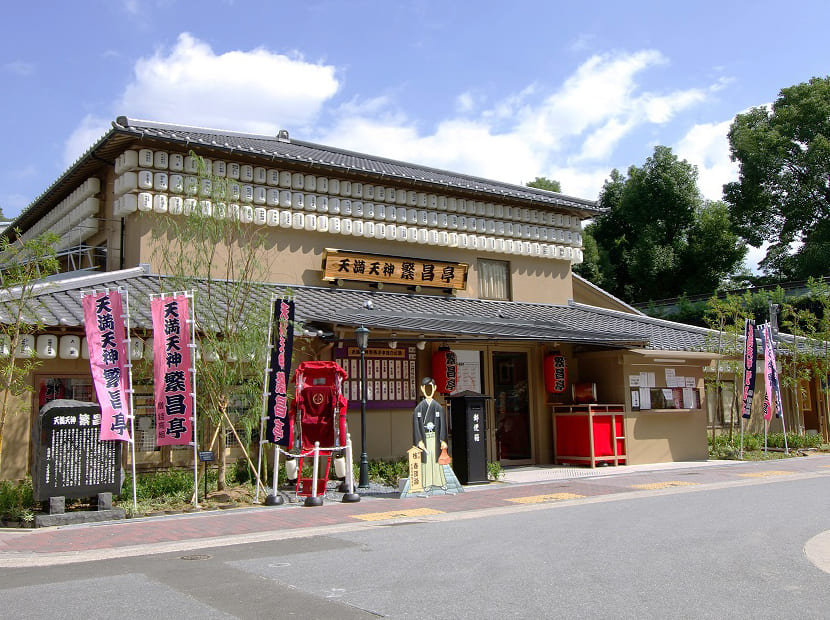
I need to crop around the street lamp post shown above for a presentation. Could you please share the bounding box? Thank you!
[355,325,370,488]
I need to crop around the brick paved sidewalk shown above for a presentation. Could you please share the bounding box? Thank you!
[2,454,829,565]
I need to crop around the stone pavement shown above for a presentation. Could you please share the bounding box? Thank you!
[3,453,830,567]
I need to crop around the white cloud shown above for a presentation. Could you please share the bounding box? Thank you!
[569,33,597,54]
[674,118,738,202]
[62,33,342,164]
[577,118,635,161]
[116,33,339,134]
[318,50,720,201]
[3,60,35,76]
[63,115,112,167]
[514,50,667,151]
[455,91,476,114]
[59,43,723,211]
[641,89,707,124]
[745,243,768,273]
[1,193,30,217]
[545,166,614,202]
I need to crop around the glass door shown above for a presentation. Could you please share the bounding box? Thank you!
[492,351,532,462]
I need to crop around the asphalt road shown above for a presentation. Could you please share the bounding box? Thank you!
[2,470,829,619]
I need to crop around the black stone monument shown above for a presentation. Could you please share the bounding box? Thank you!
[32,400,124,502]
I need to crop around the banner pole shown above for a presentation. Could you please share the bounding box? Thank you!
[256,295,278,504]
[273,446,280,497]
[770,324,789,455]
[188,290,199,507]
[311,441,320,499]
[346,435,356,495]
[740,418,744,460]
[122,287,138,511]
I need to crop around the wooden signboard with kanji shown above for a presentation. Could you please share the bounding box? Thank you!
[323,249,468,290]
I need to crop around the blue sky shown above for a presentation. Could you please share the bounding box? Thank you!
[2,1,829,269]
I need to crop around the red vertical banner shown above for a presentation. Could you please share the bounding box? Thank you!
[82,290,132,442]
[431,348,457,395]
[544,353,568,393]
[151,295,194,446]
[741,319,757,420]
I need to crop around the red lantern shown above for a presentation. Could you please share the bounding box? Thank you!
[432,348,458,394]
[544,353,568,393]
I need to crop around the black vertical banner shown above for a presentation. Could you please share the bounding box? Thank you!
[265,298,295,445]
[741,319,757,420]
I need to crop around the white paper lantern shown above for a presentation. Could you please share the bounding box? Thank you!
[14,334,34,358]
[169,152,184,172]
[36,335,58,359]
[202,343,220,362]
[130,337,144,360]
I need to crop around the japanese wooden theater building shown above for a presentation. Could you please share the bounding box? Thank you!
[0,117,723,480]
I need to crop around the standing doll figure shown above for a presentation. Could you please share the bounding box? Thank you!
[413,377,448,490]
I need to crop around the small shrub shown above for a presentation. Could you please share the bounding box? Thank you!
[487,461,505,481]
[0,478,35,523]
[231,459,252,484]
[125,469,195,502]
[743,434,762,451]
[709,431,822,460]
[367,458,409,486]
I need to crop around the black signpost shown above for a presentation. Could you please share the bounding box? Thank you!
[449,391,490,485]
[198,450,215,499]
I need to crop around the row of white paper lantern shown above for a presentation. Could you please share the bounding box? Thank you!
[1,334,248,363]
[115,190,582,246]
[115,174,582,234]
[114,194,582,261]
[22,178,100,242]
[116,149,583,229]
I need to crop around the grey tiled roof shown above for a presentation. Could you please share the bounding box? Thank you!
[7,116,602,235]
[0,266,720,352]
[111,117,601,214]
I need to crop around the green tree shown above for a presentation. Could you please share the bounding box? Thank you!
[724,76,830,279]
[703,292,750,440]
[573,227,600,283]
[0,230,60,466]
[526,177,562,193]
[589,146,746,303]
[150,156,273,492]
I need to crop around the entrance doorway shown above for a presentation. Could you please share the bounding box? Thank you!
[492,351,532,462]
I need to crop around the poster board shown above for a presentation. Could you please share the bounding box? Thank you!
[452,350,482,395]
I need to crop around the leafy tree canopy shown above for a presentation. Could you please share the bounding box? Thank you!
[724,76,830,279]
[526,177,562,193]
[586,146,746,303]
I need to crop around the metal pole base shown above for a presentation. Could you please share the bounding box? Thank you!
[264,494,284,506]
[358,454,369,488]
[341,492,361,503]
[303,496,324,507]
